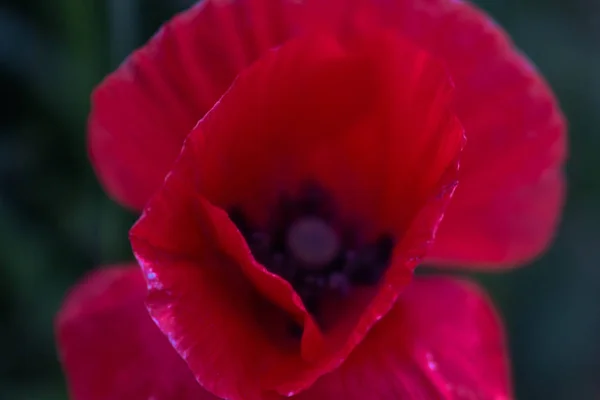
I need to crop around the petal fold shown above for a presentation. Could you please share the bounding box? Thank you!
[294,277,513,400]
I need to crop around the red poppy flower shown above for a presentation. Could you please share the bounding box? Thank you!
[55,0,566,399]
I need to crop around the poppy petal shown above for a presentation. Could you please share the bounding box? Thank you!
[130,31,464,400]
[300,0,566,267]
[371,0,567,267]
[55,265,216,400]
[131,192,313,400]
[294,277,513,400]
[88,0,299,210]
[90,0,565,266]
[189,29,463,239]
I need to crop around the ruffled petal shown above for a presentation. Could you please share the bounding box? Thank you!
[189,29,463,238]
[294,277,513,400]
[131,193,312,400]
[88,0,300,210]
[91,0,565,267]
[284,0,567,266]
[55,265,215,400]
[369,0,567,267]
[130,31,463,400]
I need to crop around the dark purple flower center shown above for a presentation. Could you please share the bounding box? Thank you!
[229,183,395,319]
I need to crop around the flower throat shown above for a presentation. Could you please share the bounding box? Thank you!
[229,183,395,318]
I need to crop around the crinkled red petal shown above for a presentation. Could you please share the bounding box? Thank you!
[56,266,511,399]
[130,31,463,400]
[294,277,513,400]
[88,0,293,210]
[91,0,565,267]
[295,0,566,267]
[55,264,217,400]
[366,0,567,267]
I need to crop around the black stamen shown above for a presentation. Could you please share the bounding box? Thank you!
[228,184,395,326]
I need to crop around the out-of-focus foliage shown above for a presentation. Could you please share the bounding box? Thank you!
[0,0,599,399]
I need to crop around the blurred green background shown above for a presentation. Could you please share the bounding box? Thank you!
[0,0,599,399]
